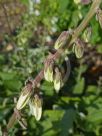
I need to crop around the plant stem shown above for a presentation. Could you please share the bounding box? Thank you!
[7,112,16,130]
[71,0,101,43]
[6,0,101,133]
[1,3,12,34]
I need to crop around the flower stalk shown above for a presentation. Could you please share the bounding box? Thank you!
[6,0,102,133]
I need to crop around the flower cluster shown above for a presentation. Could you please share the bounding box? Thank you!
[44,59,63,93]
[44,31,85,92]
[16,30,85,122]
[16,85,42,121]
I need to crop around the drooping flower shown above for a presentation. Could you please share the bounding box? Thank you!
[54,67,62,93]
[29,94,42,121]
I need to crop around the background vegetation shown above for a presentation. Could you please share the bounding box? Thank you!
[0,0,102,135]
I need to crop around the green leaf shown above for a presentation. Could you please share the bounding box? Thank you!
[42,110,64,136]
[0,55,5,64]
[0,72,17,80]
[58,0,69,12]
[59,109,76,136]
[41,109,76,136]
[73,78,85,94]
[4,80,22,91]
[41,81,54,96]
[21,0,29,5]
[86,85,98,93]
[86,109,102,124]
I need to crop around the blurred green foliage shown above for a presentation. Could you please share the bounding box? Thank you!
[0,0,102,135]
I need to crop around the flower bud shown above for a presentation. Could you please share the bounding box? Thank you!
[29,94,42,121]
[54,67,62,92]
[96,9,102,29]
[73,39,84,58]
[74,0,80,4]
[82,27,92,42]
[16,86,32,110]
[44,61,53,82]
[54,31,69,50]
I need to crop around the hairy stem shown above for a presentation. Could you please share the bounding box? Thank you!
[6,0,101,132]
